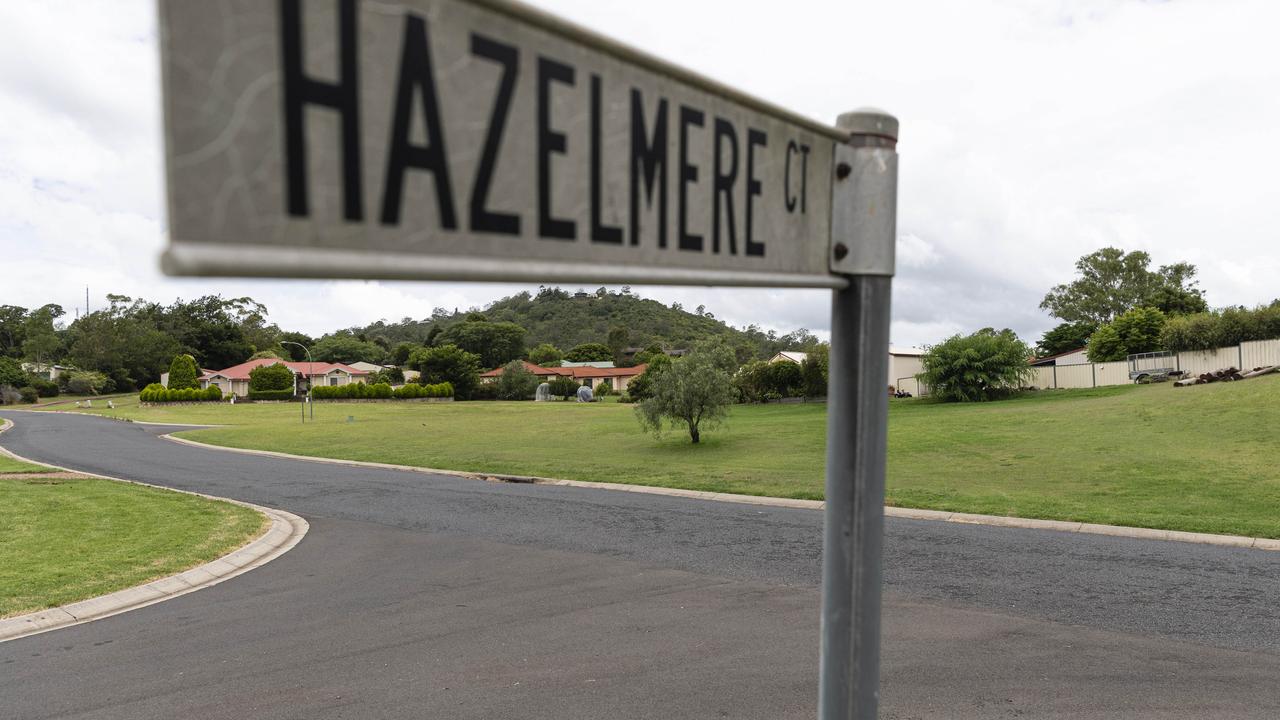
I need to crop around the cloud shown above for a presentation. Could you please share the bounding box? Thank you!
[3,0,1277,348]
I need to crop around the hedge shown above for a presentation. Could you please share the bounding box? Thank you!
[247,389,296,401]
[140,384,224,403]
[308,381,452,400]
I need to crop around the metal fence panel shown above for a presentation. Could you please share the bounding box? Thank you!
[1241,339,1280,369]
[1093,361,1130,386]
[1176,347,1241,376]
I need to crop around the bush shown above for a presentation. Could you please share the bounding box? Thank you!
[249,362,295,392]
[18,386,38,404]
[168,354,201,390]
[1160,301,1280,352]
[204,386,223,401]
[470,382,500,400]
[311,381,448,400]
[139,383,167,402]
[0,386,19,405]
[408,344,481,400]
[626,355,672,402]
[594,381,613,396]
[764,361,803,398]
[31,379,59,398]
[248,389,295,401]
[0,358,25,388]
[919,329,1035,402]
[497,360,539,400]
[66,370,109,395]
[547,375,581,400]
[1086,307,1165,362]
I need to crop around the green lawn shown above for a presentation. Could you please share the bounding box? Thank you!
[0,454,53,474]
[56,376,1280,537]
[0,473,265,618]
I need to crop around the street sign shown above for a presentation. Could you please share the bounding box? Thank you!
[159,0,848,287]
[158,2,899,718]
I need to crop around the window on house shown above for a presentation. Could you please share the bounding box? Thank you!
[330,376,339,386]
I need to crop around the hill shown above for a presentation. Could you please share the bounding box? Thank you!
[345,287,821,361]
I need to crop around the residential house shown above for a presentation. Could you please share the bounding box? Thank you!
[1030,347,1088,367]
[480,361,648,394]
[198,358,369,398]
[21,362,74,382]
[771,346,928,394]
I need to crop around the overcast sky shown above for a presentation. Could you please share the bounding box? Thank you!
[2,1,1276,348]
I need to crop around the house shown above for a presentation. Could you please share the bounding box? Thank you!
[771,346,928,393]
[21,362,74,382]
[198,358,369,398]
[1030,347,1088,366]
[480,361,648,394]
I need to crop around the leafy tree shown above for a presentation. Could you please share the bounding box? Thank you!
[765,361,803,398]
[21,304,64,367]
[279,331,315,361]
[390,342,417,366]
[920,329,1035,402]
[527,343,563,367]
[635,339,736,443]
[436,320,527,369]
[1160,301,1280,352]
[800,345,829,397]
[66,296,180,390]
[1086,307,1166,362]
[624,354,672,401]
[607,326,630,361]
[249,362,295,392]
[159,295,258,369]
[1040,248,1206,325]
[632,343,665,366]
[0,357,25,387]
[66,370,109,395]
[409,344,481,400]
[565,343,613,362]
[0,305,29,358]
[249,350,282,360]
[496,360,540,400]
[311,334,388,364]
[168,354,201,390]
[1035,321,1096,357]
[733,359,770,403]
[1085,324,1125,363]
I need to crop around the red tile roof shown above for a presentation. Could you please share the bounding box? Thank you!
[199,358,369,381]
[480,362,648,379]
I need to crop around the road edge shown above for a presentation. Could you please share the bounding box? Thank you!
[157,430,1280,552]
[0,418,310,643]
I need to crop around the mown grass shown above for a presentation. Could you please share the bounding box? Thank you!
[58,376,1280,537]
[0,474,265,618]
[0,454,53,474]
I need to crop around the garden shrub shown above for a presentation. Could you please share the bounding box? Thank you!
[249,362,295,393]
[497,360,539,400]
[66,370,109,395]
[470,382,500,400]
[0,386,19,405]
[919,328,1035,402]
[594,381,613,396]
[32,379,59,398]
[547,375,581,400]
[204,386,222,401]
[18,386,38,404]
[167,354,200,390]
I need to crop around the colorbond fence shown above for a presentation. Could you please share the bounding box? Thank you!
[1024,338,1280,390]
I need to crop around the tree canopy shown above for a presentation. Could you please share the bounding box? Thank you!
[1035,321,1096,358]
[920,329,1035,402]
[1040,248,1207,325]
[409,344,481,400]
[634,339,736,443]
[435,319,526,369]
[1085,307,1166,362]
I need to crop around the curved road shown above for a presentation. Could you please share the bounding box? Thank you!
[2,410,1279,719]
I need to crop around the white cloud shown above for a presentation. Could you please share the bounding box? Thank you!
[3,0,1277,347]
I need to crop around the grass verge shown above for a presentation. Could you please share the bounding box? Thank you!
[0,468,265,618]
[54,376,1280,538]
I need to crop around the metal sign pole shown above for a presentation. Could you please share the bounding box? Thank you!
[820,109,898,720]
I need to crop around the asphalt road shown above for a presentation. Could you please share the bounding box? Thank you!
[3,410,1279,719]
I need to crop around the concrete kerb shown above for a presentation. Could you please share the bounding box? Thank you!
[0,417,309,643]
[156,428,1280,553]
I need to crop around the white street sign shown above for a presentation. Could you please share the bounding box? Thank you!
[159,0,848,287]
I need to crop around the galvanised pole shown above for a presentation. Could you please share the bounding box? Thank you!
[820,109,898,720]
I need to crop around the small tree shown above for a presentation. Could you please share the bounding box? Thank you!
[919,329,1034,402]
[547,375,581,399]
[765,361,803,398]
[594,380,613,396]
[66,370,109,395]
[409,344,481,399]
[497,360,539,400]
[733,359,771,403]
[249,362,295,392]
[0,357,25,388]
[800,345,829,398]
[168,354,200,390]
[565,343,613,363]
[528,343,564,367]
[1035,321,1096,358]
[635,340,736,443]
[1086,307,1166,362]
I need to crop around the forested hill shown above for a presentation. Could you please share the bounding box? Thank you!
[349,287,819,360]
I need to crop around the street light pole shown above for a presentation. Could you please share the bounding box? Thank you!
[281,341,314,423]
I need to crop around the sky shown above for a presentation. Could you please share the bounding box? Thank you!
[2,0,1277,348]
